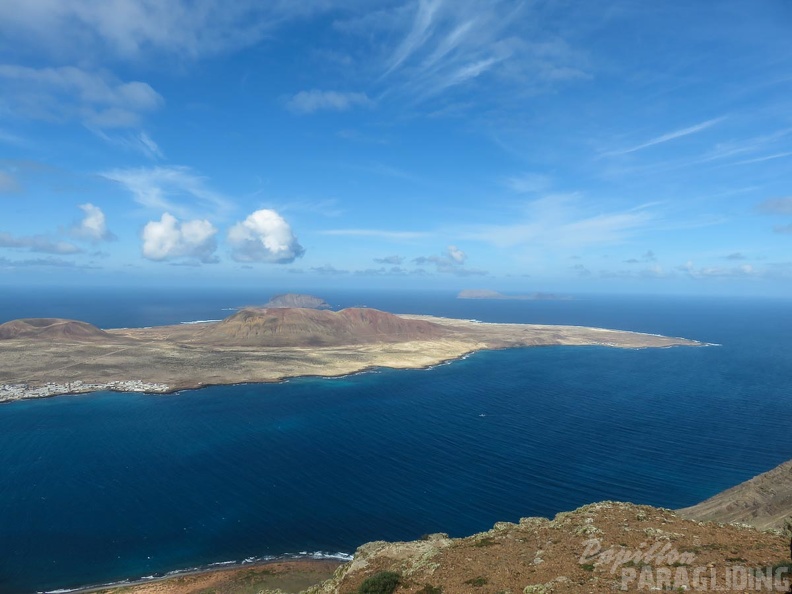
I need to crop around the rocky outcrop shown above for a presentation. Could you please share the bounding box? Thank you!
[678,459,792,530]
[303,502,788,594]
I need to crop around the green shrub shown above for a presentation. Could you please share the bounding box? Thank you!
[463,576,488,587]
[417,585,443,594]
[357,571,401,594]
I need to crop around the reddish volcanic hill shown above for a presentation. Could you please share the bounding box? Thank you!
[192,307,446,347]
[0,318,112,342]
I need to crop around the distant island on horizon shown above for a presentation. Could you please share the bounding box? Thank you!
[0,299,704,402]
[262,293,332,309]
[458,289,571,301]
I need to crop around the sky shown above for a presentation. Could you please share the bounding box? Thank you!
[1,1,791,295]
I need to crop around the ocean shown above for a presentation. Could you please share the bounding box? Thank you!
[0,288,791,593]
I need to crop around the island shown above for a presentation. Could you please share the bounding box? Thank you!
[0,307,705,402]
[458,289,569,300]
[262,293,332,309]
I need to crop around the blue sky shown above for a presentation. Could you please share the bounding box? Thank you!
[1,1,791,295]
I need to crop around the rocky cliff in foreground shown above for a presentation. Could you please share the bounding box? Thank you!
[96,500,790,594]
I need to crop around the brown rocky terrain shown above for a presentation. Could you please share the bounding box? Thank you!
[90,501,792,594]
[0,317,115,342]
[0,307,705,402]
[191,308,445,347]
[679,458,792,531]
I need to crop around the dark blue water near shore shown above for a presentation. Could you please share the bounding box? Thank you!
[1,289,791,593]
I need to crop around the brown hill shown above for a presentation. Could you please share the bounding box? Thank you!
[0,318,112,342]
[92,501,790,594]
[678,458,792,530]
[191,307,446,347]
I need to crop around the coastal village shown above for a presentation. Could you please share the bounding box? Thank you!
[0,380,171,402]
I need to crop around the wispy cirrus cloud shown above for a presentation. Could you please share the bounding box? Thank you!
[101,166,233,218]
[336,0,588,103]
[460,194,656,249]
[320,228,430,241]
[605,118,725,157]
[92,129,164,159]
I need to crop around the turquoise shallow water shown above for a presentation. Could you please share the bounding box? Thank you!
[0,290,791,593]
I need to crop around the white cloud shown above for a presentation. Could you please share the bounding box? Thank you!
[93,130,164,159]
[71,203,115,242]
[0,65,163,128]
[101,166,232,217]
[413,245,484,275]
[504,173,551,194]
[228,209,305,263]
[605,118,725,156]
[321,228,429,241]
[142,213,218,263]
[367,0,588,102]
[461,194,655,249]
[0,0,350,60]
[447,245,466,263]
[677,261,757,279]
[0,232,82,255]
[373,255,404,265]
[287,90,373,114]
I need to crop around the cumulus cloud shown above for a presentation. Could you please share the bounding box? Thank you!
[0,232,81,255]
[70,203,115,242]
[447,245,466,264]
[228,209,305,263]
[413,245,485,276]
[287,90,373,114]
[142,213,218,263]
[0,65,163,128]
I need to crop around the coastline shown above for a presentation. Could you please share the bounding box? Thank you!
[56,556,345,594]
[0,314,707,404]
[0,338,706,404]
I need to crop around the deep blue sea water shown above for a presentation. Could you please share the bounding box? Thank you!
[0,288,791,593]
